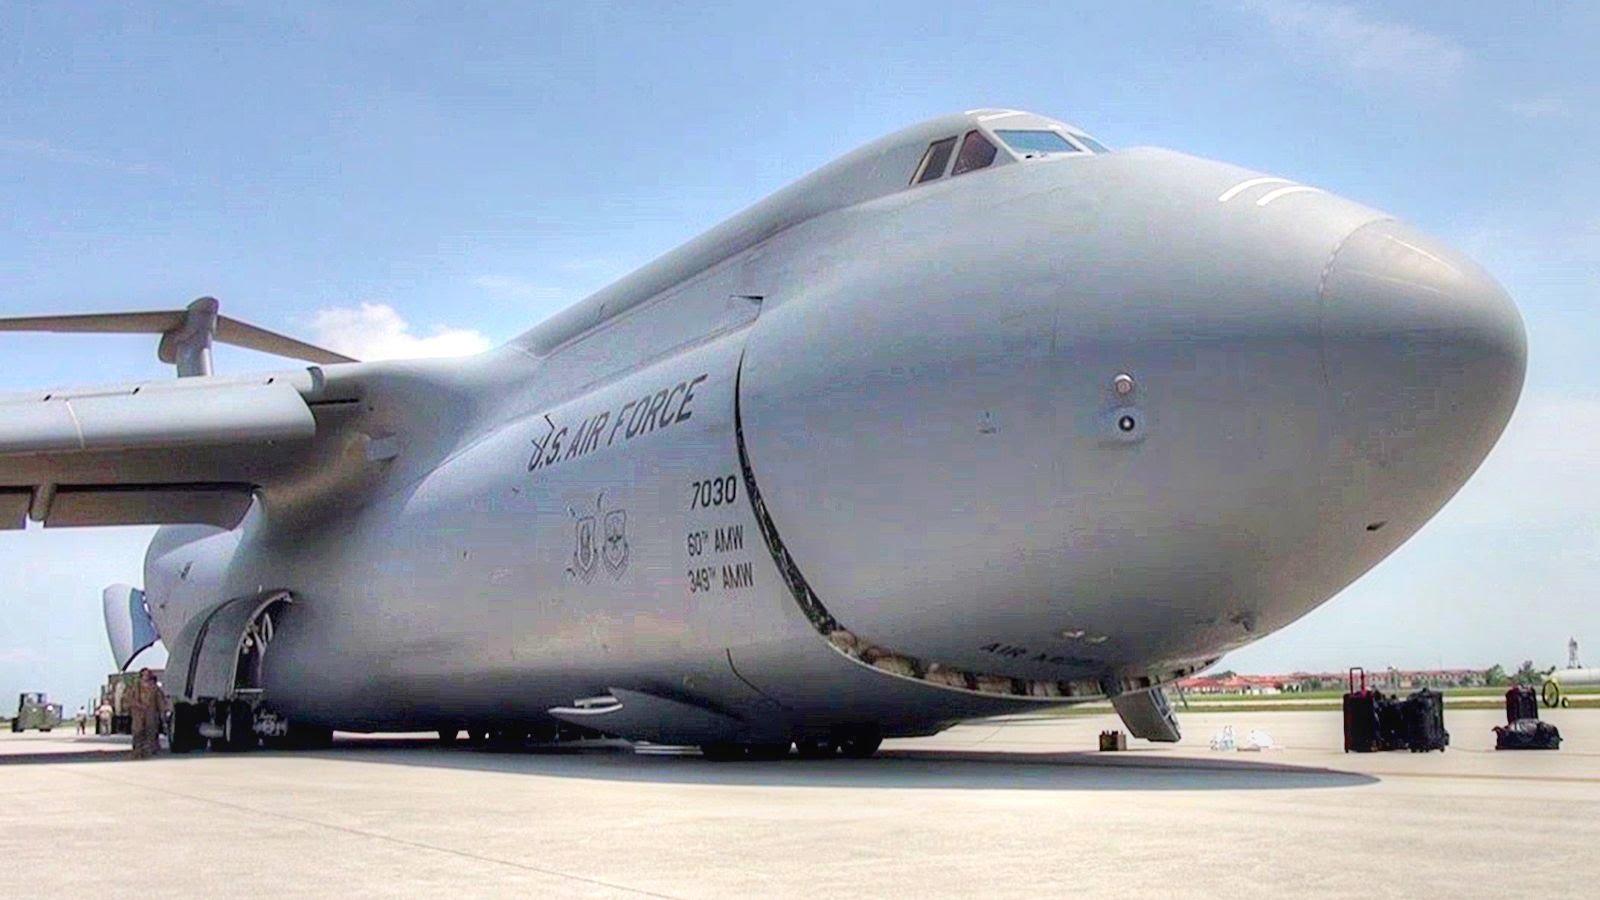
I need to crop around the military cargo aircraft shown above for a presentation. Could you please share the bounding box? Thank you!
[0,110,1526,758]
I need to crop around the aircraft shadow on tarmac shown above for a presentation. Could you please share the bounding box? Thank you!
[0,736,134,767]
[243,739,1378,791]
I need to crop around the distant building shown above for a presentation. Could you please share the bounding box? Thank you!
[1177,668,1486,695]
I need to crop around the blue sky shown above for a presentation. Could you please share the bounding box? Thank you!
[1,2,1596,703]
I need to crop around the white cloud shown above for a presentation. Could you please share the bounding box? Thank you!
[1241,1,1467,93]
[1505,96,1570,120]
[309,303,492,361]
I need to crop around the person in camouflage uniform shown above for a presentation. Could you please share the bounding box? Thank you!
[129,668,165,759]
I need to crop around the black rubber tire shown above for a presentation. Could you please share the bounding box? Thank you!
[745,742,792,761]
[438,728,460,746]
[700,743,747,762]
[1543,680,1561,708]
[487,730,530,751]
[837,733,883,759]
[169,703,204,754]
[265,723,334,751]
[795,738,837,760]
[293,724,335,749]
[213,702,256,752]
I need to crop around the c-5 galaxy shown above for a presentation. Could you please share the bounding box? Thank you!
[0,110,1525,759]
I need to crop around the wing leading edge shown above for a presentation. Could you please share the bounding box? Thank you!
[0,297,388,529]
[0,371,353,529]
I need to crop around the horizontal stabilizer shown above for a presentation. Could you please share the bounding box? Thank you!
[0,297,356,377]
[213,316,356,366]
[548,688,745,745]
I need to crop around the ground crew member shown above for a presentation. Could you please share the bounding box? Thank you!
[129,668,165,759]
[75,705,87,735]
[96,699,113,735]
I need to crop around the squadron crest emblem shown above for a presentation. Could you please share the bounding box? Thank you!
[568,515,598,582]
[566,493,629,583]
[602,509,629,578]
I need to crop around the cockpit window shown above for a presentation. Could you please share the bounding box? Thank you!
[1069,132,1111,153]
[995,129,1081,157]
[912,136,957,184]
[951,130,998,175]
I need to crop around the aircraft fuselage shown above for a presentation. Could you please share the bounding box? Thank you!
[138,114,1525,745]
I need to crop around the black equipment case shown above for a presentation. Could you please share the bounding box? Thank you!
[1343,667,1385,753]
[1495,718,1562,750]
[1505,685,1539,723]
[1401,687,1450,752]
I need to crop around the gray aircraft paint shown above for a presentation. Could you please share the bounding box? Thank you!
[0,110,1526,744]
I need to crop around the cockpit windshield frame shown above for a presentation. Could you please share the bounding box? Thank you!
[911,136,958,185]
[994,129,1084,158]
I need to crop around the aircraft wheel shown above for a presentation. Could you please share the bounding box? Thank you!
[290,724,334,749]
[837,733,882,759]
[439,728,460,746]
[488,729,528,751]
[214,702,256,752]
[745,742,792,761]
[700,743,748,762]
[795,737,837,760]
[169,703,204,754]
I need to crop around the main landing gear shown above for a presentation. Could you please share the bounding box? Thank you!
[701,729,883,761]
[168,699,333,753]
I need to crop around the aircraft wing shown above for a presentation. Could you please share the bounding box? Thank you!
[0,368,375,529]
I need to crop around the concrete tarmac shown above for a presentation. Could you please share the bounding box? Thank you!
[3,707,1598,898]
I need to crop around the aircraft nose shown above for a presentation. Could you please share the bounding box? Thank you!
[1319,219,1527,526]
